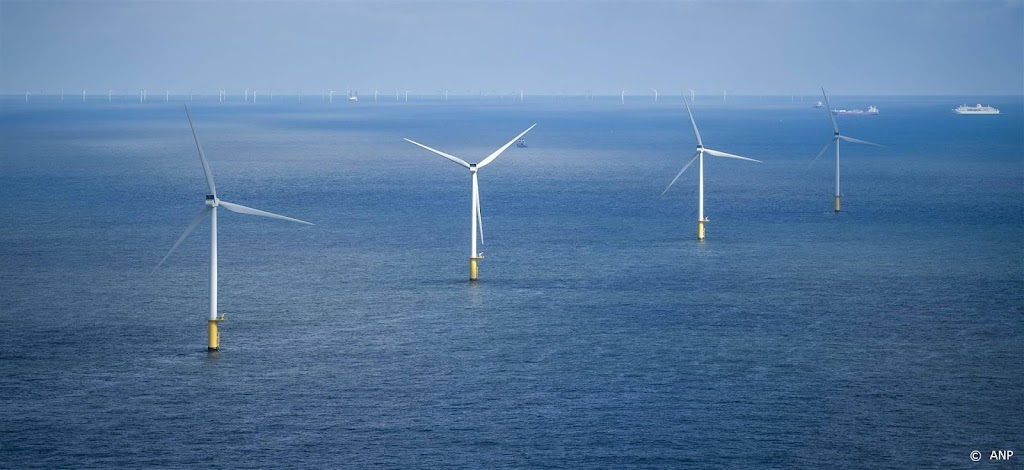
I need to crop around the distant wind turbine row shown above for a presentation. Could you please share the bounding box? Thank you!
[21,88,753,104]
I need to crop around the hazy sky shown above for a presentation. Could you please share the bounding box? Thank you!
[1,0,1022,96]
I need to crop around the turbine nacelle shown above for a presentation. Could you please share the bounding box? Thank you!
[205,195,218,207]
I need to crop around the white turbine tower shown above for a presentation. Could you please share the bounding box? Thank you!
[25,91,30,102]
[374,89,379,102]
[621,90,625,105]
[82,89,86,102]
[663,99,761,240]
[403,123,537,281]
[812,88,882,212]
[329,90,334,104]
[688,88,695,102]
[61,88,64,103]
[108,89,112,102]
[651,88,659,102]
[154,106,313,351]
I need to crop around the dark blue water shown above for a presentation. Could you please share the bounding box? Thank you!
[1,96,1021,468]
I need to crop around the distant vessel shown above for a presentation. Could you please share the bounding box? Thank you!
[832,106,878,116]
[516,139,527,148]
[348,91,359,102]
[815,101,823,108]
[953,104,999,115]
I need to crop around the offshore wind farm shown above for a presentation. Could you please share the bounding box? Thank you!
[2,93,1021,468]
[1,0,1021,468]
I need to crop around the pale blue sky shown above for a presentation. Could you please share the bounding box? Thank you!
[1,0,1022,96]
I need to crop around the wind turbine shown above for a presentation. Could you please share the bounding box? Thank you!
[405,90,410,102]
[154,106,313,351]
[663,99,761,240]
[621,90,625,105]
[373,89,378,102]
[651,88,659,102]
[688,88,695,102]
[24,91,30,102]
[812,88,881,212]
[403,123,537,281]
[108,89,112,102]
[82,89,86,102]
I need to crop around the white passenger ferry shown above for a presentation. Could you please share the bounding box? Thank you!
[953,104,999,115]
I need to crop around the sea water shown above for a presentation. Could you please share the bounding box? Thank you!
[1,95,1021,468]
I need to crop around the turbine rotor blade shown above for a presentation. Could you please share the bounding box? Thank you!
[704,148,761,163]
[403,138,471,168]
[662,151,701,195]
[184,105,217,197]
[475,190,484,245]
[821,87,839,134]
[683,98,703,148]
[218,200,314,225]
[804,138,837,173]
[477,123,537,169]
[153,207,211,272]
[839,135,882,146]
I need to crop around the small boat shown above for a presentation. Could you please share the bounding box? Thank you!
[815,101,823,108]
[953,104,999,115]
[832,106,878,116]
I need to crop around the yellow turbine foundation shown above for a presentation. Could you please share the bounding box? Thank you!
[207,318,221,351]
[697,220,706,240]
[834,195,842,213]
[470,258,479,281]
